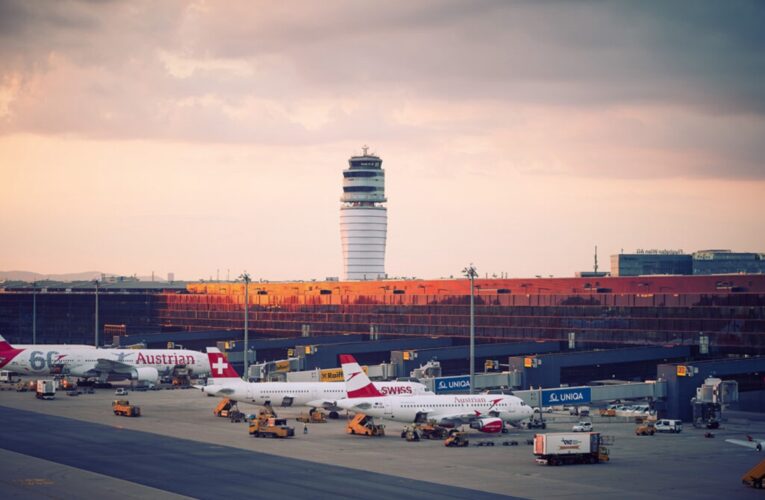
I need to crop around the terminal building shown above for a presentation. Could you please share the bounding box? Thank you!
[611,249,765,276]
[2,274,764,354]
[692,249,765,275]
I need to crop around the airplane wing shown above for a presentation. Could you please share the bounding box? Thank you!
[94,358,135,375]
[429,411,478,427]
[726,439,764,451]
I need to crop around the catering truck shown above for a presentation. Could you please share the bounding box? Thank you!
[35,379,56,400]
[534,432,609,465]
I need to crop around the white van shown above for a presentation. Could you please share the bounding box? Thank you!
[655,419,682,433]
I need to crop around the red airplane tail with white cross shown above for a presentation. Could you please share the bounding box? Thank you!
[339,354,384,398]
[206,347,242,382]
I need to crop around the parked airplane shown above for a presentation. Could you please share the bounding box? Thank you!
[200,348,429,410]
[0,335,210,383]
[335,354,534,432]
[726,435,765,451]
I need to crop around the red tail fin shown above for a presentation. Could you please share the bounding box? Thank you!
[340,354,383,398]
[207,348,241,379]
[0,336,12,352]
[0,335,23,369]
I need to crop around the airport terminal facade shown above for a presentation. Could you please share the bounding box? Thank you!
[2,274,764,354]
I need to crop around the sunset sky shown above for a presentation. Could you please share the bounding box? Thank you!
[1,1,764,281]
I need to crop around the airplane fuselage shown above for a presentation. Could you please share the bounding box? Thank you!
[1,345,210,379]
[203,380,428,407]
[337,393,533,425]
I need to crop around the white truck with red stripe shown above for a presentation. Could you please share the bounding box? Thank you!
[533,432,609,465]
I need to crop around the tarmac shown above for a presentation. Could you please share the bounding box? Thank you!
[1,381,764,499]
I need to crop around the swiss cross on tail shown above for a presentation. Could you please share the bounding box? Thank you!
[206,348,240,379]
[0,335,24,369]
[339,354,384,398]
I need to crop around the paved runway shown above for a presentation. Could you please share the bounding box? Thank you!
[0,406,514,499]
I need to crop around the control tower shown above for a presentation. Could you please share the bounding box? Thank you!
[340,146,387,280]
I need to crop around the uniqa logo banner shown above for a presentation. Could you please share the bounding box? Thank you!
[434,376,471,394]
[541,387,592,406]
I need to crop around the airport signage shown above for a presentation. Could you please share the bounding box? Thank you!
[434,375,471,394]
[320,366,367,382]
[542,387,591,406]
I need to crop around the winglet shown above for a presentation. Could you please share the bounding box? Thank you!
[206,347,241,380]
[340,354,383,398]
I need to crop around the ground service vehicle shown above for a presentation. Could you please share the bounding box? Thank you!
[346,413,385,437]
[213,398,237,418]
[572,421,593,432]
[36,380,55,400]
[112,399,141,417]
[297,408,327,424]
[600,406,617,417]
[636,422,656,436]
[416,423,449,440]
[0,370,17,383]
[742,459,765,489]
[655,419,683,433]
[523,416,547,429]
[534,432,609,465]
[115,388,128,396]
[444,430,469,447]
[249,417,295,438]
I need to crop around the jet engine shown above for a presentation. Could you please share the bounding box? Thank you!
[132,366,159,383]
[470,417,504,433]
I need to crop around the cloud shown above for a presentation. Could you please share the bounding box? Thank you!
[0,0,764,179]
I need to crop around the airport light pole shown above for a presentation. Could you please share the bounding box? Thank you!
[94,279,100,347]
[463,264,478,394]
[240,272,251,381]
[32,282,37,345]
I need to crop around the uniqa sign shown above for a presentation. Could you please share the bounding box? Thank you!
[541,387,592,406]
[434,375,471,394]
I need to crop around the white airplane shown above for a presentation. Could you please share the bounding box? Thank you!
[0,335,210,383]
[201,348,429,411]
[726,435,765,451]
[335,354,535,433]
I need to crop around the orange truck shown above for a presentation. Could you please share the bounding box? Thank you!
[112,399,141,417]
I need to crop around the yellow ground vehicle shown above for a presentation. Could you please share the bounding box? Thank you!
[112,400,141,417]
[346,413,385,437]
[742,459,765,489]
[444,430,469,447]
[401,423,448,441]
[297,408,327,424]
[599,408,616,417]
[213,398,236,417]
[249,417,295,438]
[635,422,656,436]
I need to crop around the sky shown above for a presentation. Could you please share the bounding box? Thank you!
[1,0,764,282]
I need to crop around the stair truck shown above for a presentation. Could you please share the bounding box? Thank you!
[742,459,765,489]
[213,398,236,418]
[346,413,385,437]
[534,432,609,466]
